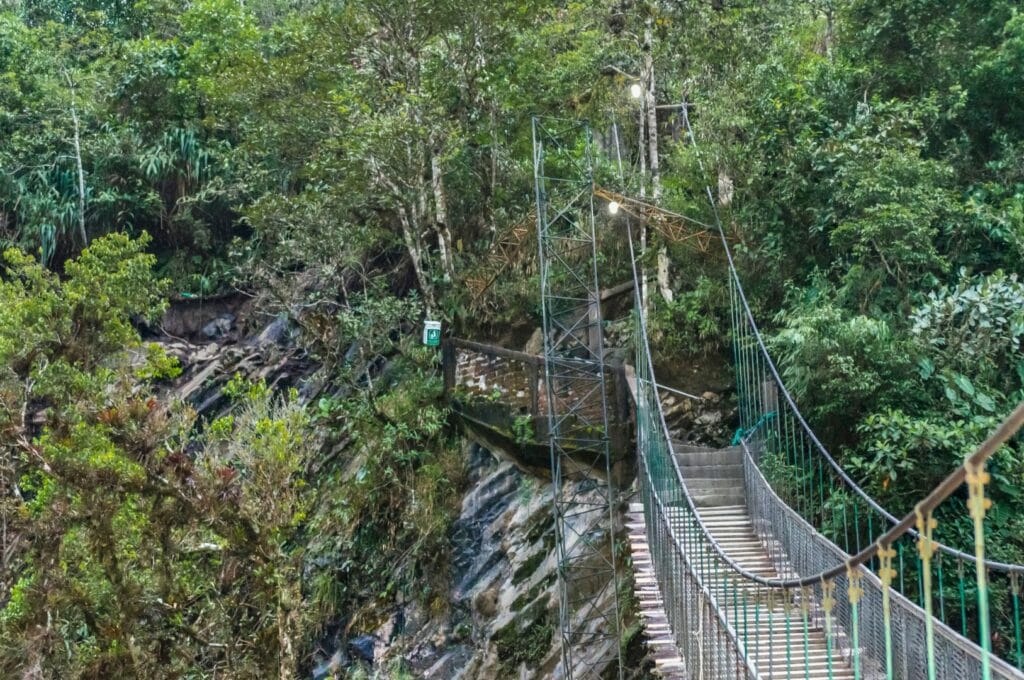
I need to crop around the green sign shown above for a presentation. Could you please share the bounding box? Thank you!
[423,320,442,347]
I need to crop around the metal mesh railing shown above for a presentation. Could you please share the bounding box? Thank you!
[442,337,632,455]
[625,194,1024,678]
[742,430,1024,679]
[727,253,1024,672]
[624,97,1024,676]
[635,317,757,679]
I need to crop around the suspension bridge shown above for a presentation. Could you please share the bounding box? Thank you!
[443,116,1024,679]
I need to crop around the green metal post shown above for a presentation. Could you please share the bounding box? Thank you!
[842,502,851,555]
[852,601,862,680]
[917,553,925,607]
[743,589,749,654]
[880,545,896,680]
[1012,574,1023,669]
[853,501,862,554]
[918,510,937,680]
[818,457,826,524]
[958,559,968,637]
[785,593,793,680]
[802,588,811,680]
[937,554,946,624]
[849,569,864,680]
[899,541,907,594]
[823,580,835,680]
[966,460,992,680]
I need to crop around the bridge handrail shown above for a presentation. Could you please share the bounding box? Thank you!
[627,206,1024,674]
[626,201,1024,580]
[740,433,1024,678]
[662,99,1024,575]
[626,221,811,587]
[721,235,1024,574]
[635,401,759,678]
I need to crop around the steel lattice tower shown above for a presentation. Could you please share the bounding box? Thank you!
[532,116,624,680]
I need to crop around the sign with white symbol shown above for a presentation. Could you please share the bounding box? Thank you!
[423,320,442,347]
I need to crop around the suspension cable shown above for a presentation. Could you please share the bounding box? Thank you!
[674,98,1024,575]
[627,209,1024,587]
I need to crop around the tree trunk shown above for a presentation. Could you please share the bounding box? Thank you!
[637,80,649,314]
[825,6,835,58]
[644,21,660,202]
[397,203,436,312]
[643,18,672,304]
[430,142,455,283]
[718,170,734,207]
[489,108,499,242]
[64,70,88,249]
[372,159,436,312]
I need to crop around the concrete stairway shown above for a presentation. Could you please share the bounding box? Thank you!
[674,443,856,680]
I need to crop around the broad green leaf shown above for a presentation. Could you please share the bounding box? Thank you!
[953,373,975,396]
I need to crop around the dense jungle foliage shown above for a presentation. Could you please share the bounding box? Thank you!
[1,0,1023,677]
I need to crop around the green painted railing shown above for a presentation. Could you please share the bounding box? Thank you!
[627,202,1024,678]
[727,253,1024,674]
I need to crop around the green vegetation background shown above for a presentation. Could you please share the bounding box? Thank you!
[1,0,1023,677]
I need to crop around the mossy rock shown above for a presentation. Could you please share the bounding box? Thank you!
[511,572,556,612]
[493,599,554,673]
[511,529,556,587]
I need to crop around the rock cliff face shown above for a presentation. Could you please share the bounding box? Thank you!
[153,300,730,679]
[366,441,648,679]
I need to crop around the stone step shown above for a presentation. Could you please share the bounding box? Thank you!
[706,530,758,540]
[758,665,856,680]
[699,515,754,527]
[670,440,717,453]
[715,547,767,557]
[672,442,743,455]
[679,463,744,480]
[674,447,743,467]
[683,480,749,496]
[697,504,748,516]
[628,493,855,680]
[692,492,747,507]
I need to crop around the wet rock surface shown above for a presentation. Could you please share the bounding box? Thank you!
[152,301,320,420]
[150,300,713,679]
[325,439,648,679]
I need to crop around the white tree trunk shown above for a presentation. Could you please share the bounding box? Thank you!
[371,157,437,312]
[397,204,436,312]
[637,83,649,314]
[718,170,734,207]
[430,143,455,282]
[645,21,661,203]
[64,70,87,248]
[643,19,672,305]
[489,108,499,242]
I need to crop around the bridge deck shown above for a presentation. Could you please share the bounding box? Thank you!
[627,502,686,680]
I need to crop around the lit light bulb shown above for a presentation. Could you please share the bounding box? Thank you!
[608,201,620,215]
[630,83,643,99]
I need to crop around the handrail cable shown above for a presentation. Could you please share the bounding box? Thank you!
[627,205,1024,587]
[660,98,1024,575]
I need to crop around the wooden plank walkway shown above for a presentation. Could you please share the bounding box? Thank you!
[627,502,687,680]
